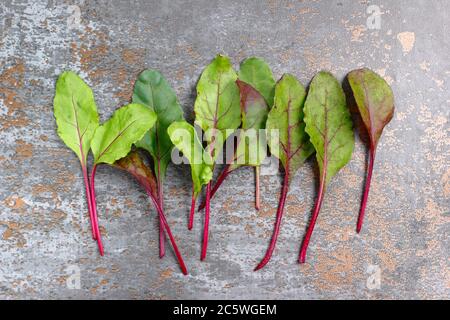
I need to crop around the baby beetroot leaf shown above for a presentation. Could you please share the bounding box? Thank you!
[132,70,185,258]
[238,57,276,107]
[198,79,270,211]
[193,55,241,260]
[299,71,354,263]
[89,103,156,255]
[255,74,314,271]
[238,58,275,209]
[347,68,395,233]
[53,71,100,250]
[167,121,213,231]
[114,151,188,275]
[198,57,275,211]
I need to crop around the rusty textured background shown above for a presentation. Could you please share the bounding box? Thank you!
[0,0,449,299]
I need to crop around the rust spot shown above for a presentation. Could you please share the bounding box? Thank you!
[0,59,25,115]
[160,268,173,280]
[175,69,184,81]
[51,209,67,222]
[0,220,32,247]
[14,139,33,159]
[124,198,134,208]
[312,247,359,290]
[0,60,29,131]
[378,251,397,272]
[55,275,69,285]
[100,279,109,286]
[4,195,26,210]
[122,48,144,65]
[257,205,276,219]
[71,28,110,82]
[94,267,109,275]
[111,208,122,218]
[228,215,242,225]
[113,48,146,101]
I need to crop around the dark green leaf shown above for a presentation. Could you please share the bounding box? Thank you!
[133,70,185,181]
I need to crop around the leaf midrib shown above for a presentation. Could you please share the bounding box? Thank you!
[361,76,376,145]
[284,88,307,166]
[71,94,89,163]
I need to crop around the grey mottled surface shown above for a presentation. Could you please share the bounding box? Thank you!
[0,0,449,299]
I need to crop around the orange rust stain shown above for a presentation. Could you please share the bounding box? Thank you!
[228,215,242,225]
[286,198,308,218]
[160,268,174,280]
[55,275,69,285]
[298,8,312,15]
[4,195,26,209]
[175,69,184,81]
[14,139,33,159]
[244,223,254,236]
[94,267,109,275]
[32,183,56,197]
[378,251,397,272]
[175,44,201,60]
[112,208,123,218]
[312,247,359,290]
[0,60,30,131]
[220,196,236,214]
[71,28,110,82]
[51,209,67,221]
[257,205,276,219]
[113,49,146,101]
[122,48,144,65]
[279,49,294,65]
[0,220,32,247]
[124,198,134,208]
[2,228,13,240]
[184,45,201,60]
[0,59,25,115]
[2,116,30,132]
[112,67,130,101]
[100,279,109,286]
[98,225,108,237]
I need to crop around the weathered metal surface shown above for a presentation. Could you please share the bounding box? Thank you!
[0,0,448,299]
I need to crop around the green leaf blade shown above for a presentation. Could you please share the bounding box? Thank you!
[238,57,276,107]
[348,68,395,147]
[266,74,314,178]
[194,55,241,158]
[53,71,99,163]
[167,121,213,196]
[91,103,157,165]
[304,71,355,186]
[133,70,185,180]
